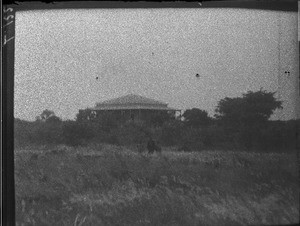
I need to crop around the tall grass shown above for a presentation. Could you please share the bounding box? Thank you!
[15,144,299,225]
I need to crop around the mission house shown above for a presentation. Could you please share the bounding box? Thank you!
[87,94,180,123]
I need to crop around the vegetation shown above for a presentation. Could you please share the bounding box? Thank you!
[14,89,299,225]
[15,144,299,225]
[36,109,62,123]
[215,89,282,127]
[182,108,212,127]
[14,90,298,152]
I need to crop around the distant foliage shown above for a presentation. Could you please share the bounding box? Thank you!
[35,109,62,124]
[34,121,63,144]
[45,115,62,124]
[160,120,184,146]
[14,92,298,153]
[114,123,149,145]
[247,120,299,152]
[179,128,205,151]
[14,118,63,146]
[33,110,63,144]
[62,120,95,146]
[215,89,282,126]
[36,109,55,122]
[14,119,35,147]
[213,90,285,151]
[182,108,212,127]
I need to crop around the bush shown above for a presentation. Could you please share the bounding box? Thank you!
[215,120,300,152]
[35,122,63,145]
[14,119,33,147]
[113,122,150,146]
[14,116,299,153]
[182,108,212,128]
[160,120,184,146]
[252,120,299,152]
[62,121,95,146]
[215,90,282,127]
[178,128,204,151]
[14,119,63,146]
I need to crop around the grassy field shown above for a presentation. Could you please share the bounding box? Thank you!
[15,144,299,226]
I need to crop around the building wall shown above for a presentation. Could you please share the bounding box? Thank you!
[94,109,176,124]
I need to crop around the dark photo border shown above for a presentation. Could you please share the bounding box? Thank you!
[2,1,298,226]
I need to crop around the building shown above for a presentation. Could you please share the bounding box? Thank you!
[90,94,180,123]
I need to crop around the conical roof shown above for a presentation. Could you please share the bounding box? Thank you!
[92,94,178,111]
[98,94,167,106]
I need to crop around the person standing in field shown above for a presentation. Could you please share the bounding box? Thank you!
[147,137,161,154]
[147,137,156,154]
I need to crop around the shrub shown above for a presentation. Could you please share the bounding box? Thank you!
[14,119,33,147]
[20,121,63,146]
[182,108,212,128]
[178,128,206,151]
[160,120,183,146]
[215,90,282,127]
[114,122,149,146]
[252,120,299,152]
[62,121,95,146]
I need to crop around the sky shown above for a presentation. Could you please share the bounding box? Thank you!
[14,7,299,121]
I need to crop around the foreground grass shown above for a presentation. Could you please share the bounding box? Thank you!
[15,144,299,225]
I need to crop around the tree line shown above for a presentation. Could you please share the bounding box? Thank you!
[14,89,299,152]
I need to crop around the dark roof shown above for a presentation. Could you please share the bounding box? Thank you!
[91,105,178,111]
[91,94,179,111]
[97,94,167,106]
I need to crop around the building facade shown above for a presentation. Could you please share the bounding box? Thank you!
[90,94,181,123]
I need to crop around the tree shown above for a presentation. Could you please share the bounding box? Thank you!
[40,109,55,121]
[33,110,63,145]
[36,109,61,123]
[46,115,62,124]
[182,108,211,127]
[214,89,282,127]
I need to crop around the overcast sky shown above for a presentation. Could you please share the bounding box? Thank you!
[14,7,299,121]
